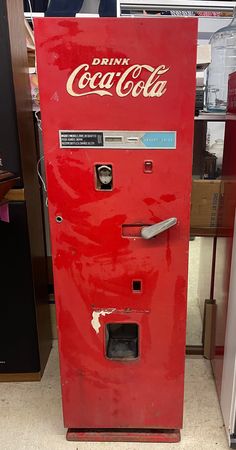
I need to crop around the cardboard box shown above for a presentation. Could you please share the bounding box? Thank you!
[218,180,236,228]
[197,44,211,70]
[191,180,221,228]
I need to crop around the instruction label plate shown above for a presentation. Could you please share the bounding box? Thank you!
[60,132,103,148]
[59,130,176,149]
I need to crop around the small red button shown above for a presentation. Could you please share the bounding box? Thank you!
[144,160,153,173]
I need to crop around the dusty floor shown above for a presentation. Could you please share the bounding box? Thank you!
[186,237,202,346]
[0,342,229,450]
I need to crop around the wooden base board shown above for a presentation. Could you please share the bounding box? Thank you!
[0,371,41,382]
[186,345,204,355]
[67,429,180,443]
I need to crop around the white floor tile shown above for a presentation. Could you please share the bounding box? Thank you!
[0,343,229,449]
[186,238,203,346]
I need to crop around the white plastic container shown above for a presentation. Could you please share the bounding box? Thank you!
[210,138,224,169]
[206,12,236,112]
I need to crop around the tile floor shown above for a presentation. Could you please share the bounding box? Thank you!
[186,237,202,346]
[0,343,229,450]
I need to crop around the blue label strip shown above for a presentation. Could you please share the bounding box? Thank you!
[141,132,176,149]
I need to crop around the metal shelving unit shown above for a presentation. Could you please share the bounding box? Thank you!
[195,112,226,121]
[118,0,236,14]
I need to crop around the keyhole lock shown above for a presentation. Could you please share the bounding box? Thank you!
[56,215,63,223]
[95,164,113,190]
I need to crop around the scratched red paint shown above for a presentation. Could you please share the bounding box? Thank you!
[34,18,197,440]
[160,194,176,202]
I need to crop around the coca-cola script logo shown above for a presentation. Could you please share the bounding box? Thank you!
[66,57,170,98]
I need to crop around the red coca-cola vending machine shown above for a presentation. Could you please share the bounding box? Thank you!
[34,18,197,442]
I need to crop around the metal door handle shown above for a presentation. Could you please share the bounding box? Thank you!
[141,217,177,240]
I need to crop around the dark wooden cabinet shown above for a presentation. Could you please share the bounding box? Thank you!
[0,0,51,380]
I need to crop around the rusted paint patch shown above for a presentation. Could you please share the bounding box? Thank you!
[91,309,116,334]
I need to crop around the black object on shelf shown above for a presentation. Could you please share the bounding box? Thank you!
[45,0,117,17]
[23,0,49,12]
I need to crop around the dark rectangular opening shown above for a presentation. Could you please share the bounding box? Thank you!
[106,323,139,360]
[132,280,142,292]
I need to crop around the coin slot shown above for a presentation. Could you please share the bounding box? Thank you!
[127,137,139,142]
[104,136,123,143]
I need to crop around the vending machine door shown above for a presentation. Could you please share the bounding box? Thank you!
[35,18,197,441]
